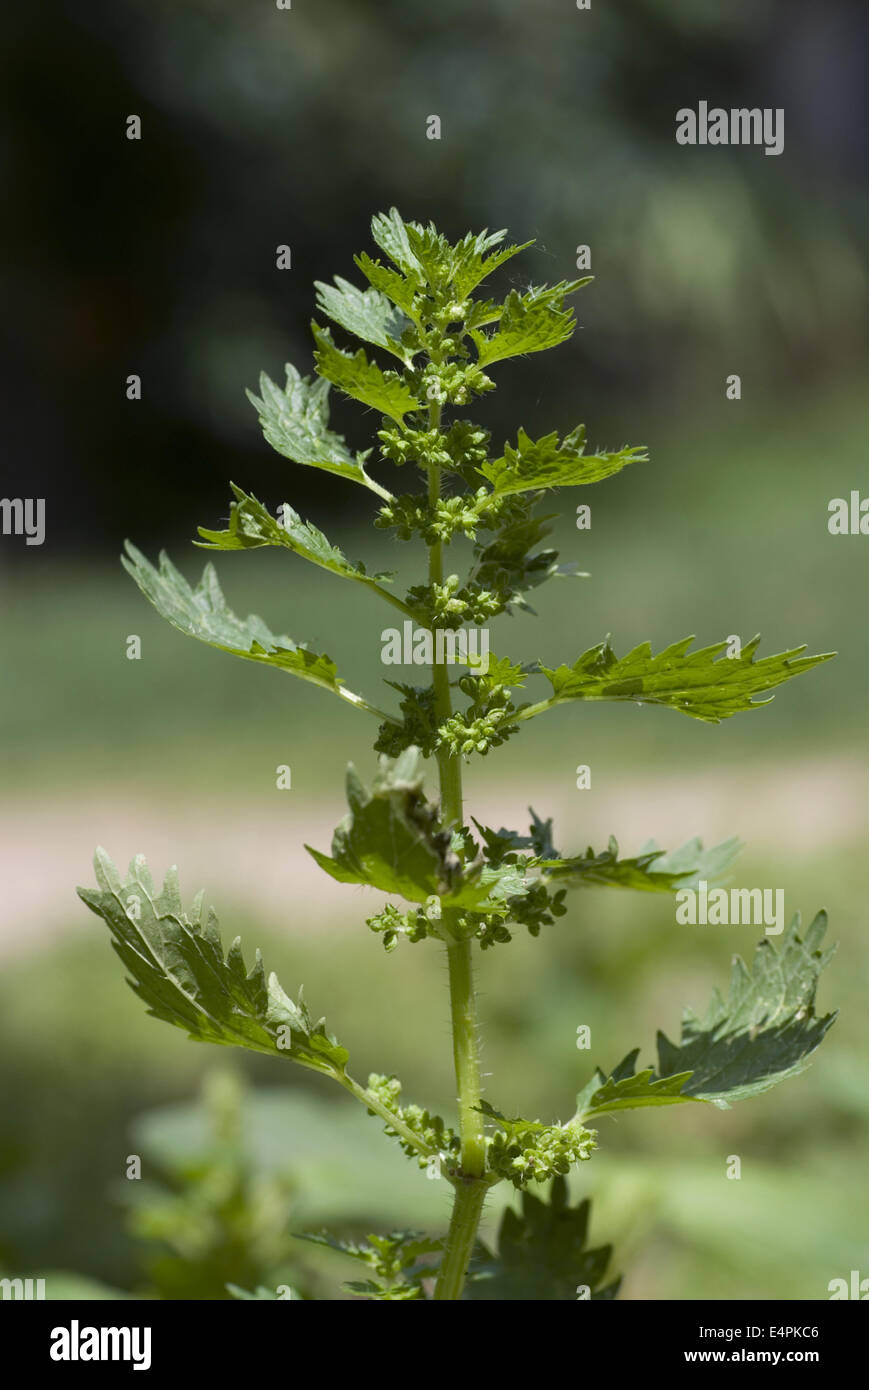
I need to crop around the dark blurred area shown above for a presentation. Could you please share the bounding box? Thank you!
[2,0,868,555]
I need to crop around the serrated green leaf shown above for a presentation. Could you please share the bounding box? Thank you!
[660,912,837,1102]
[470,281,590,368]
[478,818,740,900]
[466,1178,619,1301]
[314,275,414,363]
[578,914,837,1118]
[385,216,530,299]
[196,485,394,596]
[464,297,502,331]
[388,218,531,300]
[450,231,534,300]
[575,1050,697,1119]
[246,364,391,500]
[77,850,348,1076]
[650,835,744,885]
[480,426,646,497]
[540,834,742,892]
[537,635,835,723]
[122,542,345,695]
[472,808,558,864]
[306,748,525,913]
[312,324,421,424]
[370,208,424,277]
[354,252,421,322]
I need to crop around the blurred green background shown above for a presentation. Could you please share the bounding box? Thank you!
[1,0,867,1299]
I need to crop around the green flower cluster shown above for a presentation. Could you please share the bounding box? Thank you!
[404,575,504,629]
[378,418,491,478]
[366,1074,461,1170]
[375,492,489,544]
[486,1117,597,1189]
[436,663,526,759]
[436,706,520,759]
[365,901,431,951]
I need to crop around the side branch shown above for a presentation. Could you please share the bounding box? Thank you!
[338,1073,440,1160]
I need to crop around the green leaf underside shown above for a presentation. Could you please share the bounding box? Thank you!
[470,281,590,367]
[539,635,834,722]
[307,748,525,911]
[312,325,421,423]
[122,543,343,694]
[370,208,424,278]
[314,276,412,362]
[77,850,348,1075]
[480,427,646,497]
[466,1178,619,1301]
[577,914,836,1117]
[246,365,387,497]
[306,766,450,905]
[196,485,393,592]
[540,834,742,892]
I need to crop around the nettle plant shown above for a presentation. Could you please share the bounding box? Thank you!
[79,211,837,1302]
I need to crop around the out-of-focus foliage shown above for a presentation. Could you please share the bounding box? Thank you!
[121,1071,305,1300]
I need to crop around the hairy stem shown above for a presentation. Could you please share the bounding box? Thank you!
[427,400,489,1299]
[444,938,487,1177]
[432,1175,488,1302]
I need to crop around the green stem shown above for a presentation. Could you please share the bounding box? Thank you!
[368,580,418,621]
[336,686,401,725]
[444,938,487,1176]
[361,473,395,504]
[514,696,561,722]
[432,1175,488,1301]
[426,401,489,1299]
